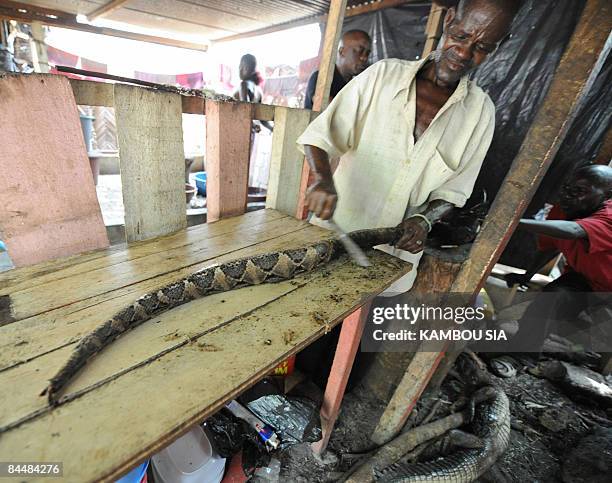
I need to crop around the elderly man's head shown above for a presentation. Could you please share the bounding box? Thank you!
[434,0,519,85]
[337,30,371,80]
[559,165,612,219]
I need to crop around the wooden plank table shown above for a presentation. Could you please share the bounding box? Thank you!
[0,209,410,482]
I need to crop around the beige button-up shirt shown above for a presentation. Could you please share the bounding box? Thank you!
[297,57,495,233]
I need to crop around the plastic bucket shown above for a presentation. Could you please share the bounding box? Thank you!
[194,172,207,196]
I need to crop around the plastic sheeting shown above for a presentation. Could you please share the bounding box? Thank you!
[341,2,431,62]
[470,0,611,266]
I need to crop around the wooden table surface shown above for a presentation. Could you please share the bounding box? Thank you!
[0,209,410,482]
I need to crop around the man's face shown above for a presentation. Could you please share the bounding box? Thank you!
[339,35,371,77]
[559,177,607,219]
[434,4,511,85]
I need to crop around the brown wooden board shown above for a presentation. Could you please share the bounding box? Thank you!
[0,74,109,267]
[0,210,410,482]
[114,83,187,242]
[266,106,313,216]
[205,100,253,222]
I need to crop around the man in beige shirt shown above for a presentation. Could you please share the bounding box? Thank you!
[298,0,519,289]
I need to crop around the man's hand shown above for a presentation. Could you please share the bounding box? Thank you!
[306,179,337,220]
[395,217,428,253]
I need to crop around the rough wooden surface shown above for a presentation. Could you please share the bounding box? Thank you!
[205,100,253,222]
[266,106,313,216]
[0,74,108,267]
[0,209,410,482]
[114,83,187,242]
[69,79,279,121]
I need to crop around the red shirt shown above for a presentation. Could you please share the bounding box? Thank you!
[537,200,612,291]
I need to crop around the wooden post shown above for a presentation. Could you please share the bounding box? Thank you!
[205,100,252,223]
[311,304,368,455]
[422,3,446,57]
[370,250,465,445]
[371,0,612,444]
[29,21,49,73]
[296,0,347,219]
[114,84,187,242]
[266,107,313,216]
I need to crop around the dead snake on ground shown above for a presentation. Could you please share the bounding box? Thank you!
[41,227,403,404]
[376,386,511,483]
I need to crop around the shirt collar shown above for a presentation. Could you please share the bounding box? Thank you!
[392,53,469,104]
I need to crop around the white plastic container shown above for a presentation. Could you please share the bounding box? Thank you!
[151,425,225,483]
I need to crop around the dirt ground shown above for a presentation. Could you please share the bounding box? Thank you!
[278,355,612,482]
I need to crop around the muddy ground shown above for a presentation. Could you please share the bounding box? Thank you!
[278,356,612,482]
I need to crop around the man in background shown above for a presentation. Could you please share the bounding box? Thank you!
[503,164,612,357]
[303,30,371,109]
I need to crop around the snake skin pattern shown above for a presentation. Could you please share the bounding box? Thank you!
[376,386,510,483]
[41,227,402,404]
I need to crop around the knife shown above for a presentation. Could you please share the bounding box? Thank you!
[325,219,371,268]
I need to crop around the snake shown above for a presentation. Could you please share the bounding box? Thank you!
[41,227,403,405]
[376,386,511,482]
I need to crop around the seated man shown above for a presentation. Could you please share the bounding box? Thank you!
[503,164,612,357]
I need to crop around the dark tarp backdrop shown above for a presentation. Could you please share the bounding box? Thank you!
[339,0,610,267]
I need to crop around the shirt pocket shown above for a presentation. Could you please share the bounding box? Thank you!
[409,149,457,206]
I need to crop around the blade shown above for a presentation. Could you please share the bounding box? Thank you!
[326,220,371,267]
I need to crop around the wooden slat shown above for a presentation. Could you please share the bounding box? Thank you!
[266,106,313,215]
[0,219,313,373]
[205,100,253,222]
[114,83,187,242]
[422,3,446,56]
[87,0,130,20]
[312,0,348,112]
[0,213,294,328]
[296,0,348,219]
[371,0,612,444]
[311,304,369,454]
[29,21,49,73]
[0,74,109,268]
[0,210,285,295]
[69,79,280,122]
[0,233,410,483]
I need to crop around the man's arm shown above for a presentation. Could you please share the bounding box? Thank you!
[304,72,318,110]
[303,145,337,220]
[518,219,587,239]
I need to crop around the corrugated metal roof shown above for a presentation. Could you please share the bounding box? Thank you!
[10,0,389,43]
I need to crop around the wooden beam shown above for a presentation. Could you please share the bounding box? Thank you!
[311,304,369,455]
[295,0,347,220]
[313,0,348,112]
[114,84,187,242]
[0,0,208,51]
[213,0,414,44]
[205,100,253,222]
[422,3,446,56]
[68,78,280,121]
[371,0,612,444]
[266,107,313,216]
[29,20,49,73]
[87,0,130,21]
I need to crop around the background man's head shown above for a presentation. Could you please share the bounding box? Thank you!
[337,30,371,80]
[559,164,612,219]
[239,54,257,82]
[435,0,520,85]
